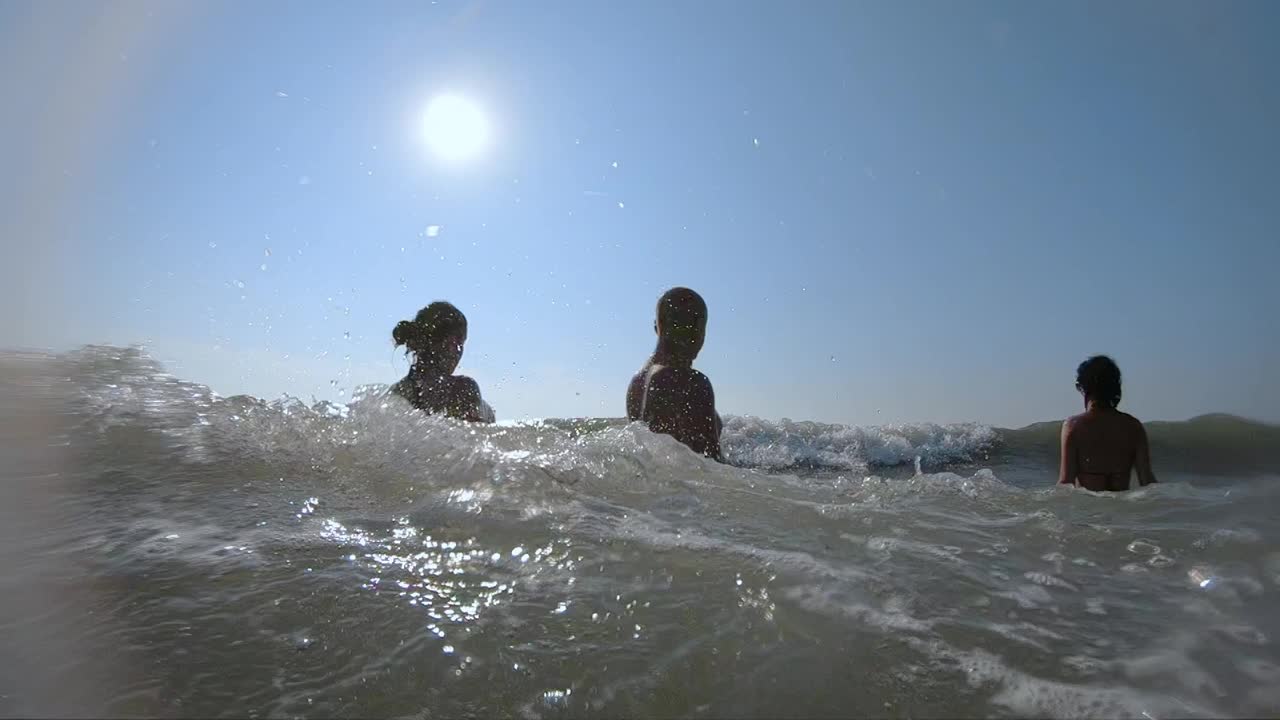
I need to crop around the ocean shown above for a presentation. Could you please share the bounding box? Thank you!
[3,346,1278,718]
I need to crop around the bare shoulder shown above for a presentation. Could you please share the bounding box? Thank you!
[452,375,482,398]
[628,369,647,392]
[1063,413,1086,434]
[1121,411,1147,435]
[631,361,660,390]
[391,375,414,401]
[649,365,712,392]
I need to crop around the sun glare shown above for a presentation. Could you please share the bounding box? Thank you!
[423,94,490,162]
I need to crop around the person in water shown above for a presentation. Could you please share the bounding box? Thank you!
[627,287,723,461]
[1058,355,1156,491]
[391,301,494,423]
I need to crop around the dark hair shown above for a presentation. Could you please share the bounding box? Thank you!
[656,287,707,332]
[393,301,467,354]
[1076,355,1122,408]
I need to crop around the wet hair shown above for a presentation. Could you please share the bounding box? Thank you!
[393,302,467,354]
[1076,355,1122,408]
[656,287,707,334]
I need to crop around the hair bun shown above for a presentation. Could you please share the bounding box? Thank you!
[392,320,417,347]
[394,302,467,354]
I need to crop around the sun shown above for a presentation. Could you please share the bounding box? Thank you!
[422,94,490,162]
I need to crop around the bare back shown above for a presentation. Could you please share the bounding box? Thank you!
[627,360,723,461]
[1059,408,1156,491]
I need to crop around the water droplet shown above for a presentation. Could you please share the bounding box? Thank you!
[235,279,245,289]
[275,90,289,98]
[611,161,618,168]
[753,137,760,147]
[830,355,836,362]
[617,201,625,209]
[442,645,454,654]
[426,225,440,238]
[511,546,524,557]
[209,241,218,249]
[260,264,268,271]
[343,331,350,340]
[264,248,272,257]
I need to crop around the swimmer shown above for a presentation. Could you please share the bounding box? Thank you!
[1058,355,1156,491]
[391,301,494,423]
[626,287,723,461]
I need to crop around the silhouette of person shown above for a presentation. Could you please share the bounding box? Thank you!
[1059,355,1156,491]
[391,301,494,423]
[627,287,723,461]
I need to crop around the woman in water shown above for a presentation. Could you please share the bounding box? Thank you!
[391,301,494,423]
[1058,355,1156,491]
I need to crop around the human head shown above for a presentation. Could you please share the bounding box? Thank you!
[654,287,707,360]
[1076,355,1122,408]
[394,301,468,373]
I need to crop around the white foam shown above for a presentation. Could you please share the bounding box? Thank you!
[914,641,1219,719]
[721,415,997,471]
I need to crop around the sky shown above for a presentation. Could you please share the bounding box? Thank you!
[2,0,1278,427]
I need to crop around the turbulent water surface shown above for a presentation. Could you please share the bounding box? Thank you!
[2,347,1279,718]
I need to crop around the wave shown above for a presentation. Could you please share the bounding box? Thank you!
[8,345,1279,479]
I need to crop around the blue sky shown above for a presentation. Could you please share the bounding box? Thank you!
[3,0,1278,426]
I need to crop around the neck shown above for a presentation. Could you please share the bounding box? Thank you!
[652,344,694,368]
[412,358,447,377]
[1085,398,1112,412]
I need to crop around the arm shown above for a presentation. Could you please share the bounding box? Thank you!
[1134,421,1157,486]
[626,371,645,421]
[1058,419,1078,486]
[451,377,493,424]
[642,368,722,461]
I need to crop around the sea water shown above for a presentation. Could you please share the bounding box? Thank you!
[2,347,1278,717]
